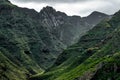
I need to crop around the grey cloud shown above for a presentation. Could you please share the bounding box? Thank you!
[10,0,96,3]
[9,0,120,17]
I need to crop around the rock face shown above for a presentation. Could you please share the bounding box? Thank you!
[39,6,88,46]
[31,10,120,80]
[39,7,110,46]
[0,0,110,80]
[83,11,110,26]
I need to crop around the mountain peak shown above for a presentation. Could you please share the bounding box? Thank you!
[39,6,67,19]
[92,11,103,14]
[89,11,108,17]
[40,6,56,13]
[83,11,109,26]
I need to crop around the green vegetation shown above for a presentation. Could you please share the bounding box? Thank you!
[0,0,119,80]
[30,11,120,80]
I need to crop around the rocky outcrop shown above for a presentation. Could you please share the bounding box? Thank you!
[0,0,110,80]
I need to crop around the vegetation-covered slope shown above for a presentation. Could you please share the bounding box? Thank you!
[30,10,120,80]
[0,0,111,80]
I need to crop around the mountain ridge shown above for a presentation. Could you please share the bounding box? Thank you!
[0,0,111,80]
[83,11,110,26]
[30,9,120,80]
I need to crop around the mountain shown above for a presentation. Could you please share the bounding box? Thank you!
[83,11,110,26]
[39,7,110,46]
[30,10,120,80]
[0,0,110,80]
[39,6,88,46]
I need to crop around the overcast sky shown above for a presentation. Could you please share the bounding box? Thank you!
[10,0,120,17]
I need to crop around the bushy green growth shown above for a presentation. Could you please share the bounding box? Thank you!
[0,51,28,80]
[0,0,119,80]
[91,52,120,80]
[30,10,120,80]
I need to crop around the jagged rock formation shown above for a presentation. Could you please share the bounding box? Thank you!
[0,0,110,80]
[39,6,110,46]
[30,10,120,80]
[39,6,89,46]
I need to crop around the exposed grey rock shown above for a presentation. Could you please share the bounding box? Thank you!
[0,1,110,70]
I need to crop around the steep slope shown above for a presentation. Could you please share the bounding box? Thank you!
[83,11,110,26]
[0,0,62,79]
[0,0,109,69]
[39,7,110,46]
[30,10,120,80]
[0,1,44,80]
[0,0,110,80]
[39,6,89,46]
